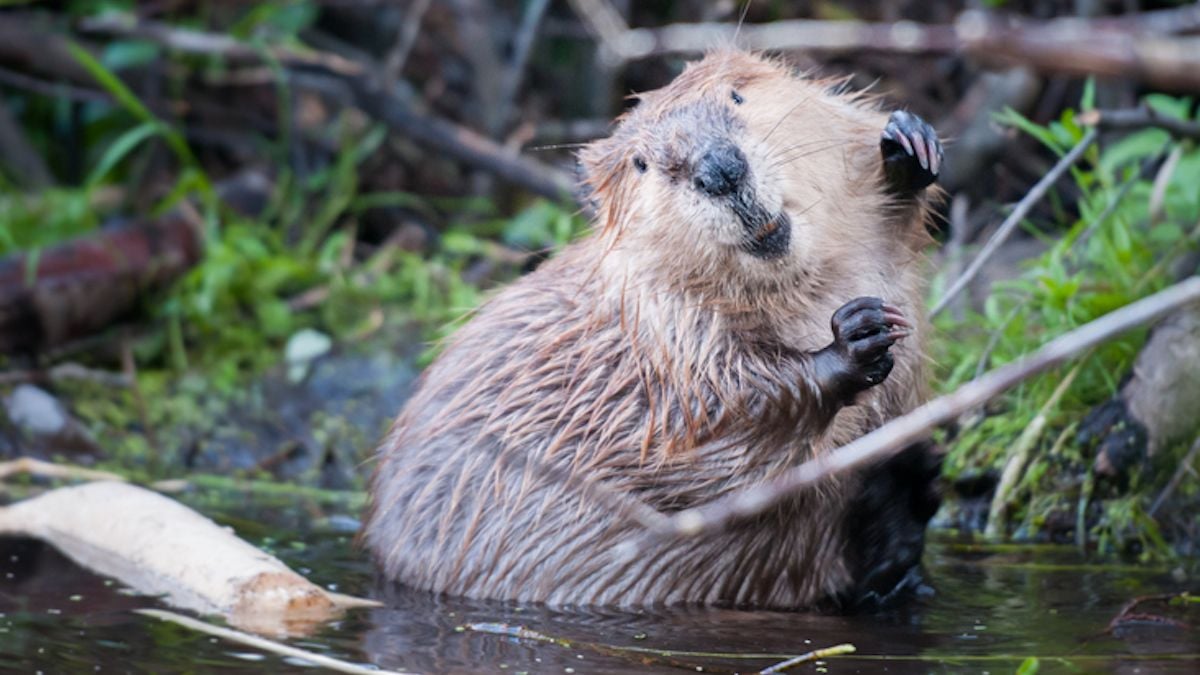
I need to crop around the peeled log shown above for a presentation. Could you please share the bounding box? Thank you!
[0,481,376,635]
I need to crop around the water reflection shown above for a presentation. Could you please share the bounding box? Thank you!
[2,528,1197,673]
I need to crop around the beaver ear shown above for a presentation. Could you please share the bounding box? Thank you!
[576,137,629,209]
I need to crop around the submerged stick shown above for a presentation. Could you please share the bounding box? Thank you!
[622,277,1200,553]
[759,643,857,674]
[137,609,407,675]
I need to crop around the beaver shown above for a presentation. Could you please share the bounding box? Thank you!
[364,50,943,610]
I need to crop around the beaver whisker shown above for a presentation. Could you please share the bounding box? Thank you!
[761,95,814,147]
[767,139,855,171]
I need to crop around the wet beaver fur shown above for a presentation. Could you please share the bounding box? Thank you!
[364,50,943,610]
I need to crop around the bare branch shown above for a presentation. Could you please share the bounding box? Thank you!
[568,5,1200,90]
[1150,435,1200,517]
[137,610,405,675]
[1079,106,1200,141]
[496,0,554,131]
[382,0,434,87]
[12,13,576,202]
[930,129,1097,318]
[78,14,363,76]
[345,74,575,201]
[621,276,1200,554]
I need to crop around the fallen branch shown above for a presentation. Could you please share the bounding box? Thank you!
[1079,106,1200,141]
[930,129,1097,318]
[570,1,1200,89]
[78,14,362,76]
[344,73,575,202]
[71,13,576,202]
[0,456,125,483]
[620,276,1200,554]
[0,363,132,387]
[137,609,406,675]
[0,210,204,354]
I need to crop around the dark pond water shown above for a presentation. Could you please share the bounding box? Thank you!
[1,493,1197,674]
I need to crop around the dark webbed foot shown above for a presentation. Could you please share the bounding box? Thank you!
[813,296,911,406]
[881,110,942,195]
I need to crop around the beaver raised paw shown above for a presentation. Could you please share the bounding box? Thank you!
[881,110,943,195]
[815,296,911,405]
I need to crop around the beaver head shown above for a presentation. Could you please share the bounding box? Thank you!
[579,50,893,290]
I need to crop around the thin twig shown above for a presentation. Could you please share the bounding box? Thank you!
[931,129,1097,318]
[135,609,408,675]
[974,299,1027,380]
[78,14,362,75]
[381,0,433,87]
[33,12,574,201]
[0,457,126,483]
[1080,106,1200,142]
[567,0,631,65]
[620,277,1200,554]
[495,0,554,131]
[0,65,110,103]
[1075,152,1163,253]
[346,73,575,200]
[759,644,857,674]
[1149,435,1200,517]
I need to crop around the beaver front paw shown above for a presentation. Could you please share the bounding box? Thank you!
[818,297,911,404]
[881,110,942,195]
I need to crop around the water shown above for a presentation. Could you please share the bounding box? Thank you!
[1,496,1196,674]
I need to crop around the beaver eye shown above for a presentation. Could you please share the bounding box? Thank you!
[731,90,744,105]
[633,156,648,173]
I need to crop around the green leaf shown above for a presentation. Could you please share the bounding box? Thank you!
[67,40,213,202]
[995,107,1064,154]
[1143,94,1191,120]
[84,121,160,189]
[101,40,160,71]
[67,41,156,124]
[1080,77,1096,111]
[1098,130,1167,175]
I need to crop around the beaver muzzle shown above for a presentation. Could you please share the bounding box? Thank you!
[731,190,791,260]
[691,141,791,260]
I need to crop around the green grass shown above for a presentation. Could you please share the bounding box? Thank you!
[931,89,1200,556]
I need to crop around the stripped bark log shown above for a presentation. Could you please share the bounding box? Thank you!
[0,481,378,636]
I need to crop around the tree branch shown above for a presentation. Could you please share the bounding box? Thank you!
[17,13,576,203]
[619,276,1200,556]
[930,129,1097,318]
[569,3,1200,90]
[1079,106,1200,141]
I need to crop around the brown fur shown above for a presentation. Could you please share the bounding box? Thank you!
[363,50,937,608]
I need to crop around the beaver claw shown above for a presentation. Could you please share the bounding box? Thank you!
[881,110,942,195]
[817,297,910,404]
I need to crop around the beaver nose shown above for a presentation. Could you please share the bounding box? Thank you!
[692,144,748,197]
